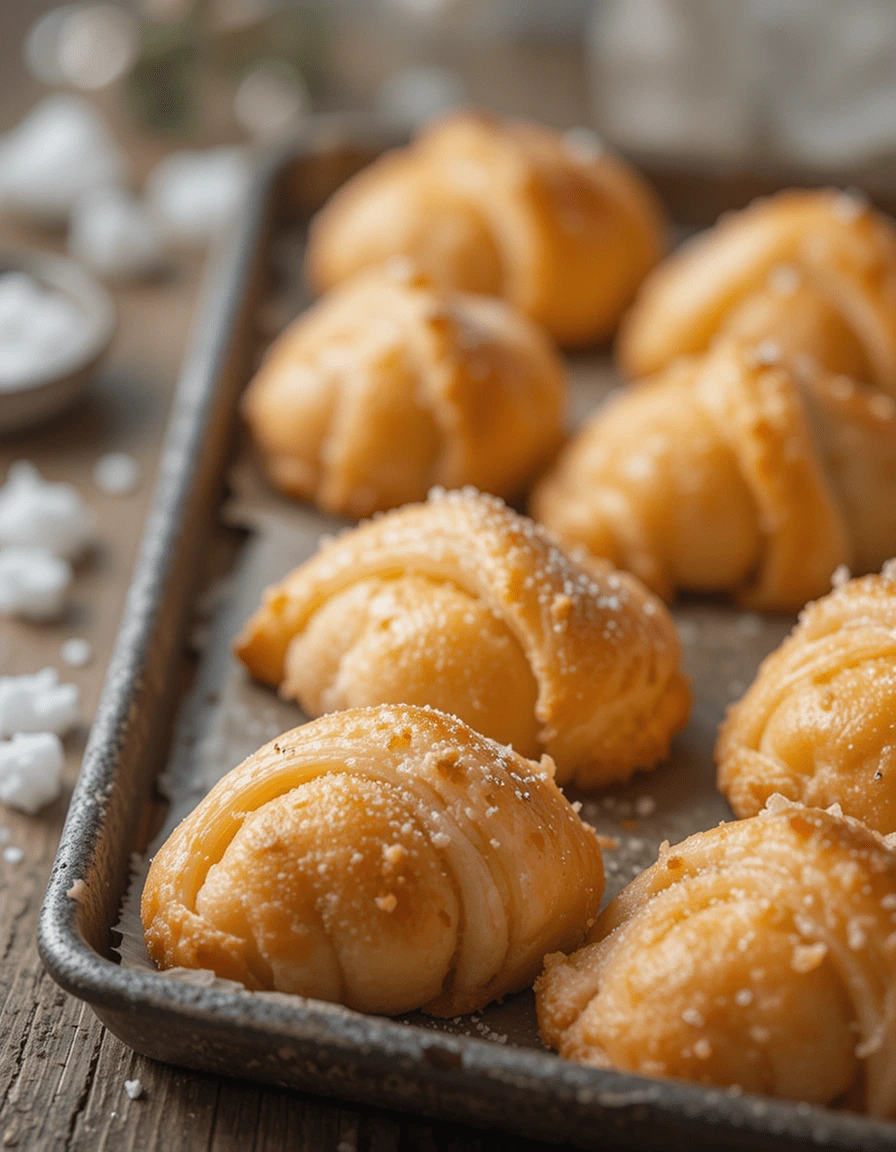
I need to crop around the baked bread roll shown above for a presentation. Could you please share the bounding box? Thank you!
[242,262,565,517]
[618,188,896,390]
[235,488,690,788]
[718,566,896,833]
[536,800,896,1116]
[142,704,604,1016]
[306,112,666,347]
[531,338,896,610]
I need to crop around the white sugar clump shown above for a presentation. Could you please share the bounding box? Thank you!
[147,147,252,246]
[123,1079,143,1101]
[0,461,96,559]
[61,637,92,667]
[3,845,23,864]
[0,731,64,813]
[0,547,71,620]
[831,563,852,589]
[0,272,88,388]
[0,95,126,224]
[69,184,165,279]
[93,451,140,495]
[0,668,79,738]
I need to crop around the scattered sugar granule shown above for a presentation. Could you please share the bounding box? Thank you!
[831,563,851,589]
[61,637,92,667]
[832,188,869,223]
[681,1008,705,1027]
[147,147,252,246]
[848,921,867,951]
[375,893,397,913]
[0,461,96,559]
[0,272,90,387]
[693,1038,713,1060]
[3,845,23,864]
[123,1079,143,1100]
[69,184,165,279]
[0,95,126,223]
[0,668,78,737]
[93,452,140,496]
[635,796,656,818]
[767,264,800,296]
[791,942,828,973]
[734,989,753,1007]
[751,340,781,367]
[0,546,72,620]
[0,732,64,813]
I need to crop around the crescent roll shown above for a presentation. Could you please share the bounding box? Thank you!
[142,704,604,1016]
[718,566,896,833]
[305,111,666,347]
[618,188,896,391]
[234,488,690,789]
[242,262,565,517]
[536,801,896,1116]
[531,338,896,610]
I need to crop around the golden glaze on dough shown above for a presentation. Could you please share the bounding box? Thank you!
[242,262,565,517]
[531,338,896,610]
[618,189,896,390]
[142,704,604,1016]
[718,568,896,832]
[234,489,690,789]
[306,112,665,346]
[536,801,896,1116]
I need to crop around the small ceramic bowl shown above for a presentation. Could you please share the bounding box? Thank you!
[0,248,116,434]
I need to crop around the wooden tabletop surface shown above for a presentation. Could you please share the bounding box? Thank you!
[0,6,586,1150]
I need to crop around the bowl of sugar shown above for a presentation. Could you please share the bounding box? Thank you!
[0,249,115,433]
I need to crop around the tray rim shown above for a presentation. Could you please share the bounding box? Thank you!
[37,113,896,1151]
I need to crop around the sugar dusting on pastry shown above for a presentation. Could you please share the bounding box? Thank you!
[241,264,565,518]
[718,565,896,835]
[235,488,690,788]
[141,704,604,1017]
[536,805,896,1116]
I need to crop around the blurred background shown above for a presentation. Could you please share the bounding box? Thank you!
[6,0,896,243]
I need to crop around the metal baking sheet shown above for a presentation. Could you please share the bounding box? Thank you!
[39,116,896,1151]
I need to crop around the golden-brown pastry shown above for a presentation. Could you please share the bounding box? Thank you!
[242,262,565,517]
[235,488,690,788]
[142,704,604,1016]
[618,188,896,390]
[531,338,896,610]
[306,112,666,347]
[536,800,896,1116]
[718,566,896,832]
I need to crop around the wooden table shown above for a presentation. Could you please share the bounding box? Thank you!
[0,7,584,1150]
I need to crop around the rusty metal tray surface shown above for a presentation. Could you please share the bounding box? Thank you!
[37,115,896,1151]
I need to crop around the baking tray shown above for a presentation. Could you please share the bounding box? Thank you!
[38,115,896,1151]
